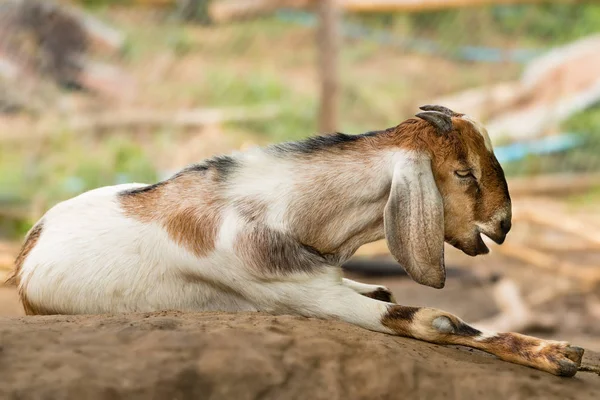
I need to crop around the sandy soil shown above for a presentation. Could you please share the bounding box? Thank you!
[0,311,599,400]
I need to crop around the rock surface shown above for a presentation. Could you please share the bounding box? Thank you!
[0,311,599,400]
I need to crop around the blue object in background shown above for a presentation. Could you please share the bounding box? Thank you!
[494,133,584,164]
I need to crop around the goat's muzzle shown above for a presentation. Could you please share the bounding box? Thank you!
[477,216,512,246]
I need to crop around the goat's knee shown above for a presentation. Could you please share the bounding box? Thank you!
[381,306,471,341]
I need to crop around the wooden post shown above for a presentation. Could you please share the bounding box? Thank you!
[317,0,340,133]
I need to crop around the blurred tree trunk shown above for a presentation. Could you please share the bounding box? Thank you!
[317,0,340,133]
[176,0,212,24]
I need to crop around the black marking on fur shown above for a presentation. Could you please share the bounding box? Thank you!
[180,155,239,181]
[119,181,168,196]
[386,305,419,322]
[456,322,482,337]
[240,225,329,275]
[269,130,384,155]
[119,155,239,197]
[364,288,394,302]
[300,242,326,259]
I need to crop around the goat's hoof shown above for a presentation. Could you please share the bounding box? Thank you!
[363,287,396,303]
[545,343,584,377]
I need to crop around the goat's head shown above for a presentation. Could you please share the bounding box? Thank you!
[384,105,511,289]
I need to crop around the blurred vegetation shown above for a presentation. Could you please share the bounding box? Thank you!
[0,134,157,221]
[353,3,600,46]
[78,0,136,8]
[1,2,600,238]
[502,106,600,176]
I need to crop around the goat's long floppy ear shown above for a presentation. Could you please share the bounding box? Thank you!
[384,157,446,289]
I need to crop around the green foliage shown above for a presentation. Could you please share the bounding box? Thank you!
[557,105,600,172]
[195,69,317,141]
[503,105,600,177]
[0,133,157,211]
[562,105,600,134]
[235,106,316,143]
[78,0,135,9]
[0,217,33,241]
[491,4,600,44]
[166,29,195,56]
[121,24,183,62]
[349,4,600,47]
[202,70,290,107]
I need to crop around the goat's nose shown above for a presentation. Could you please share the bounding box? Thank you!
[500,218,512,235]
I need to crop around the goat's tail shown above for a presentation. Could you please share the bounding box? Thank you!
[5,221,44,287]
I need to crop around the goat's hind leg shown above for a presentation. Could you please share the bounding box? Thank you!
[342,278,396,303]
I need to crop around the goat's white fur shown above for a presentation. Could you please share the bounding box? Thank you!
[19,147,409,316]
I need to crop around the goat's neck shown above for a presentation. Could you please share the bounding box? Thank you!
[278,147,398,262]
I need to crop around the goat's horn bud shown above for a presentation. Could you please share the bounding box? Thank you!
[419,105,457,116]
[416,111,453,134]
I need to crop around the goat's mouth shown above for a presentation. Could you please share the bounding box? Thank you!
[477,226,507,245]
[469,232,490,256]
[446,231,491,257]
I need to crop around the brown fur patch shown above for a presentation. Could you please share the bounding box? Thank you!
[381,305,420,336]
[120,171,223,258]
[7,222,46,315]
[383,306,481,341]
[21,296,53,316]
[453,118,511,219]
[382,305,581,376]
[422,324,584,376]
[386,117,511,256]
[7,222,44,287]
[470,333,583,376]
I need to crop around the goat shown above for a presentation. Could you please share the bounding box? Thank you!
[8,105,583,376]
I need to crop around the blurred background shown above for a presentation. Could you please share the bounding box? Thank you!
[0,0,599,349]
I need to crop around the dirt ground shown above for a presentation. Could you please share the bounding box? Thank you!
[0,310,599,400]
[1,277,600,400]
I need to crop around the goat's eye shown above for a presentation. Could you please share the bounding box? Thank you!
[454,169,474,179]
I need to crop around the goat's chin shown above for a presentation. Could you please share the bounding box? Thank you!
[446,233,489,257]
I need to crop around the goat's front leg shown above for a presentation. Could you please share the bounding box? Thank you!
[275,283,583,377]
[342,278,396,303]
[383,305,584,377]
